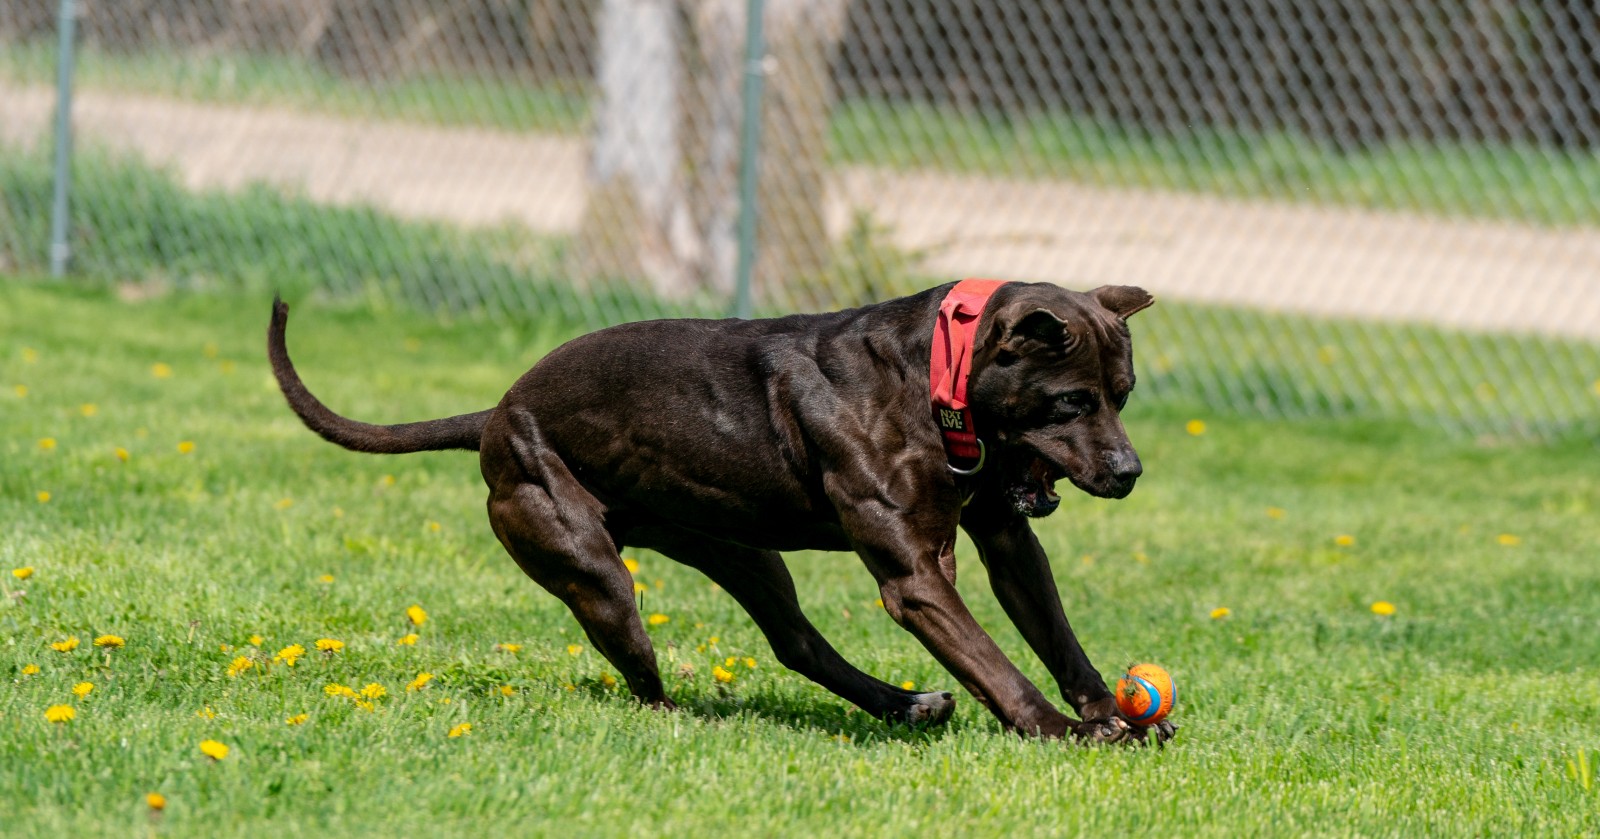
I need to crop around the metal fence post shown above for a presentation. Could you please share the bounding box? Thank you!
[731,0,767,319]
[48,0,78,277]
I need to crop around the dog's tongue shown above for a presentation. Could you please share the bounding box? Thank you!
[1029,458,1060,503]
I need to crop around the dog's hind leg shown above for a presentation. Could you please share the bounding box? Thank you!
[485,474,673,709]
[637,528,954,726]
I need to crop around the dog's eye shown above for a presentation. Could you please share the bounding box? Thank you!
[1057,390,1096,419]
[1113,391,1130,411]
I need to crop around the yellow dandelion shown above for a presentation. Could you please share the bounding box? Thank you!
[406,673,434,692]
[647,613,670,626]
[219,360,237,375]
[38,437,56,451]
[725,657,737,668]
[380,474,396,487]
[51,637,79,653]
[72,681,94,698]
[900,680,915,690]
[203,342,219,359]
[45,704,75,724]
[115,447,129,462]
[23,348,39,363]
[354,700,376,712]
[219,644,233,653]
[273,498,293,510]
[1266,507,1286,520]
[1185,419,1207,436]
[94,634,125,649]
[12,566,34,580]
[708,635,720,645]
[396,633,419,646]
[566,644,583,656]
[599,672,617,688]
[447,722,472,738]
[712,665,735,684]
[1592,378,1600,397]
[198,740,229,760]
[273,644,306,666]
[360,683,387,700]
[248,634,263,646]
[315,638,343,653]
[322,683,356,699]
[623,558,639,574]
[875,598,884,609]
[1210,606,1232,619]
[1370,600,1397,616]
[151,363,172,379]
[406,605,427,626]
[632,581,647,594]
[497,643,522,654]
[317,574,334,584]
[1334,534,1356,547]
[36,490,51,504]
[195,707,216,720]
[286,713,309,726]
[427,521,441,533]
[176,441,195,455]
[1496,533,1521,547]
[226,656,253,678]
[146,792,166,811]
[22,664,40,675]
[498,685,515,697]
[743,657,757,669]
[79,403,97,417]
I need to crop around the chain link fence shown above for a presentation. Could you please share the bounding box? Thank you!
[2,1,1598,437]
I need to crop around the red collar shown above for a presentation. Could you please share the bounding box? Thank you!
[930,279,1009,473]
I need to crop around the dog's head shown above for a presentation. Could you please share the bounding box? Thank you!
[967,282,1154,517]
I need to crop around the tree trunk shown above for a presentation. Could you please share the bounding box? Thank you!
[576,0,849,304]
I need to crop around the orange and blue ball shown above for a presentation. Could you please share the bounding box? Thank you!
[1114,663,1175,725]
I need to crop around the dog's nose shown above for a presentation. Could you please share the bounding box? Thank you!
[1111,452,1143,484]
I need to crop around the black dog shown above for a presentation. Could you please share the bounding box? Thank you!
[269,280,1171,743]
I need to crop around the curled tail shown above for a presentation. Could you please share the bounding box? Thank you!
[268,296,492,453]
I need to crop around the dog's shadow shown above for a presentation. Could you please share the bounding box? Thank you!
[566,679,967,746]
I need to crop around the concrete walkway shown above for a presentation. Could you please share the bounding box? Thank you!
[5,83,1598,339]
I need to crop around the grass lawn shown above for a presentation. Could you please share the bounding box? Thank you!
[2,279,1597,835]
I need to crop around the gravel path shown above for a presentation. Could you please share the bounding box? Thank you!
[6,83,1598,339]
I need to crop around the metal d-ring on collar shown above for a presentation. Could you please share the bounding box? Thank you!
[946,438,986,476]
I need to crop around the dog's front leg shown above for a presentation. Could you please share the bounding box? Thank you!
[837,499,1083,738]
[962,508,1172,744]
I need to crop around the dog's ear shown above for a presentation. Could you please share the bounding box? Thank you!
[996,306,1070,356]
[1090,285,1154,320]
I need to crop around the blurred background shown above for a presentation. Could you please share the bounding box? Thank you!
[2,0,1597,438]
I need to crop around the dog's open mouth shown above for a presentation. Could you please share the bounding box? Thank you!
[1011,456,1064,517]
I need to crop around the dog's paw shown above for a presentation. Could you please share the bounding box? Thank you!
[894,691,956,726]
[1071,714,1135,745]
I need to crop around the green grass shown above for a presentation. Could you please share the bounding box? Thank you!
[0,40,590,134]
[5,149,1597,439]
[831,100,1600,228]
[3,279,1598,835]
[5,42,1600,226]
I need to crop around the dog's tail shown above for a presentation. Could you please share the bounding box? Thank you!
[268,296,492,453]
